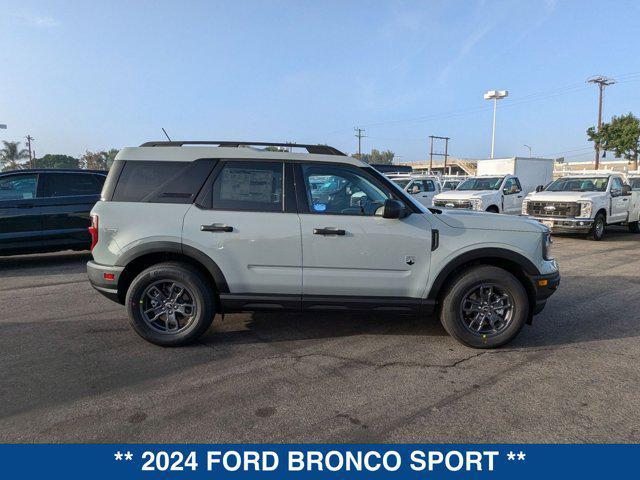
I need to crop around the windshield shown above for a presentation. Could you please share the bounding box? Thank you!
[630,178,640,191]
[390,178,411,188]
[443,180,460,190]
[546,177,608,192]
[457,177,504,191]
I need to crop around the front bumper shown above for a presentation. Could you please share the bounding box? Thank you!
[530,216,593,233]
[528,269,561,315]
[87,261,124,303]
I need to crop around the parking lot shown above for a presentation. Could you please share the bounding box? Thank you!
[1,230,639,443]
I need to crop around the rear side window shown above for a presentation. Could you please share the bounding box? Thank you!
[0,174,38,200]
[210,161,284,212]
[43,173,104,197]
[111,160,215,203]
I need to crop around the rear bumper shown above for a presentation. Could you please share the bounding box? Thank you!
[530,216,593,233]
[87,261,124,303]
[528,270,561,315]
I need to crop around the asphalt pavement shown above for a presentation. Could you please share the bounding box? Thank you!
[1,229,639,443]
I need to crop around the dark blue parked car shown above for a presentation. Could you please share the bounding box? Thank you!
[0,169,106,255]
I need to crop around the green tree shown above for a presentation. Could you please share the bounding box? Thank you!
[0,141,30,171]
[34,154,80,169]
[588,112,640,170]
[263,146,288,152]
[353,149,395,165]
[81,149,119,170]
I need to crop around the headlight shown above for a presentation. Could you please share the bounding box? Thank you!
[577,201,592,218]
[521,200,529,215]
[470,198,483,211]
[542,232,553,260]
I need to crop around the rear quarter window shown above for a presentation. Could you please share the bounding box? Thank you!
[42,172,104,197]
[110,160,216,203]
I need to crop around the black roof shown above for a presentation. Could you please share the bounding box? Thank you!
[0,169,108,175]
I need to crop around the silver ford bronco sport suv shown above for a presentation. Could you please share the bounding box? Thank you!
[87,141,560,348]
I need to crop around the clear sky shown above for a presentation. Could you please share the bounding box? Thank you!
[2,0,640,162]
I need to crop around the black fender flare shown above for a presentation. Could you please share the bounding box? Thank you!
[115,241,230,293]
[427,247,540,300]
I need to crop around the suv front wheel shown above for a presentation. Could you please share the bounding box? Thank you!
[440,266,528,348]
[125,262,215,346]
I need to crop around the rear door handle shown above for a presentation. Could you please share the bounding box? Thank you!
[17,204,35,209]
[313,227,346,236]
[201,223,233,232]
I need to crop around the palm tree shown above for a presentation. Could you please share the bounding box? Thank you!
[0,141,30,172]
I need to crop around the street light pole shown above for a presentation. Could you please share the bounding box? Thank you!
[484,90,508,159]
[524,144,532,157]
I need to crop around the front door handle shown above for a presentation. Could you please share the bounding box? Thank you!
[313,227,346,236]
[201,223,233,232]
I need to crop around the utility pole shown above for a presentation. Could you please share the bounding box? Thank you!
[354,127,366,158]
[428,135,451,174]
[25,135,35,168]
[587,76,615,169]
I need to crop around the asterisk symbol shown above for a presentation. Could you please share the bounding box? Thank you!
[114,451,123,461]
[517,451,526,461]
[507,451,516,461]
[124,451,133,461]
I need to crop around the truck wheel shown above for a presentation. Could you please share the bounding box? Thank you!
[440,266,528,349]
[589,213,605,241]
[629,221,640,233]
[125,262,215,346]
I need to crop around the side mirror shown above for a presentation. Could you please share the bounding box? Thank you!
[380,199,407,219]
[536,184,544,192]
[622,184,632,195]
[502,188,510,195]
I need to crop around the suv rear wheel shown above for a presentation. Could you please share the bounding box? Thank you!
[125,262,215,346]
[440,265,528,348]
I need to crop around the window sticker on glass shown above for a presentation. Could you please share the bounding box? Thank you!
[220,168,276,203]
[313,203,327,212]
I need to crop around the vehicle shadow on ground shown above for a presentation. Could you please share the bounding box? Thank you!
[0,251,91,278]
[202,273,639,350]
[553,227,639,242]
[203,311,449,345]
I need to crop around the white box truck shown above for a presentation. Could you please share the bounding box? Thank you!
[433,157,554,214]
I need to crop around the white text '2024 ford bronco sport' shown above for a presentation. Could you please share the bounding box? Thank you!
[87,141,560,348]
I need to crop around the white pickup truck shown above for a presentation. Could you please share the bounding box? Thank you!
[522,172,640,240]
[387,173,442,207]
[433,157,555,214]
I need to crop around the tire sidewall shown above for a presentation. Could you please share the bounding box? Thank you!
[591,214,605,241]
[126,264,214,346]
[440,266,528,348]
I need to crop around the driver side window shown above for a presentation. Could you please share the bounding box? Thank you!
[610,177,623,195]
[503,178,522,195]
[301,164,392,216]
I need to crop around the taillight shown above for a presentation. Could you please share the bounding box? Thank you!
[89,214,99,251]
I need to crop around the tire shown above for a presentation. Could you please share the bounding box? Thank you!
[589,213,606,241]
[486,206,499,213]
[125,262,215,346]
[439,265,529,349]
[629,221,640,233]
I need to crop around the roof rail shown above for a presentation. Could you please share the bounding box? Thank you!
[139,141,346,156]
